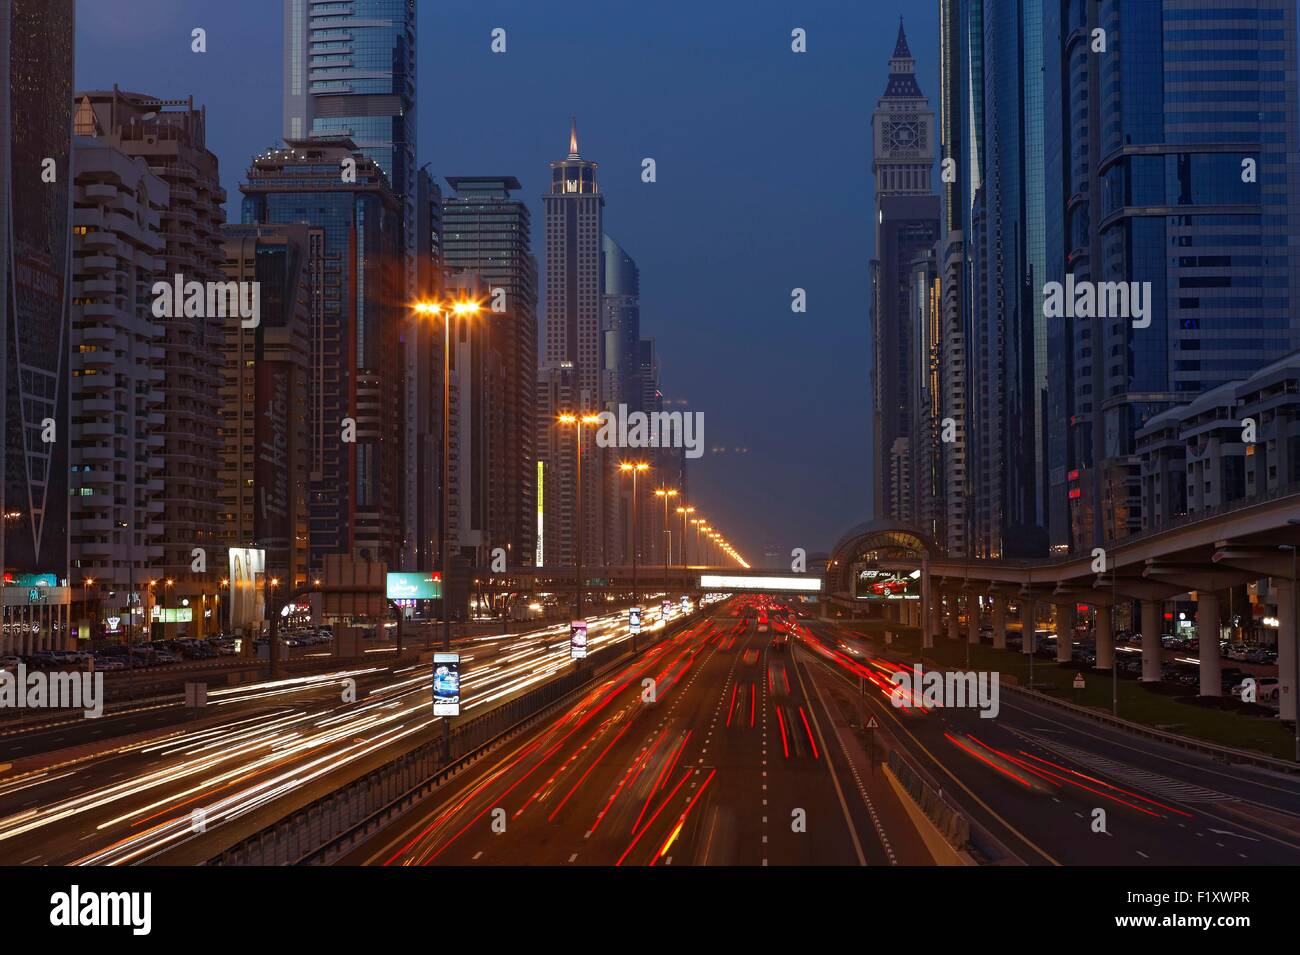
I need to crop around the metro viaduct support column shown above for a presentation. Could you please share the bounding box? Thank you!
[1054,602,1077,664]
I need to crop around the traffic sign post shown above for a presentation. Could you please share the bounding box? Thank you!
[865,714,879,774]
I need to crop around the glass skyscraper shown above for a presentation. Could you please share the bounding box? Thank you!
[1044,0,1300,548]
[241,140,405,570]
[1,0,74,651]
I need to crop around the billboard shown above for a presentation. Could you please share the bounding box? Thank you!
[432,652,461,716]
[854,567,921,600]
[570,619,588,659]
[629,607,642,634]
[228,548,266,629]
[386,572,442,600]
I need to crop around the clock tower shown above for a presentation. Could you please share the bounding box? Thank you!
[871,20,934,197]
[869,18,940,526]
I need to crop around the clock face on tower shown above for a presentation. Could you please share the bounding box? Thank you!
[888,120,919,150]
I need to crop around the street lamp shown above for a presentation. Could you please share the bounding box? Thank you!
[558,412,602,626]
[414,297,483,653]
[654,489,678,594]
[416,296,483,763]
[619,461,650,651]
[676,505,695,570]
[82,577,95,639]
[164,578,174,639]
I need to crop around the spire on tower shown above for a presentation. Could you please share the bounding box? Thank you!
[568,116,580,159]
[893,18,911,59]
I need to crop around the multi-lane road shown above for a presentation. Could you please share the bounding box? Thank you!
[0,611,645,865]
[346,611,932,866]
[2,598,1297,867]
[798,620,1300,865]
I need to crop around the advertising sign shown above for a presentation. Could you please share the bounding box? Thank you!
[432,652,461,716]
[570,619,589,660]
[854,567,921,601]
[228,547,266,629]
[661,599,672,619]
[629,607,642,634]
[679,596,691,613]
[386,572,442,600]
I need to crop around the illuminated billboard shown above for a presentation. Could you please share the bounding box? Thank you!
[228,548,266,629]
[432,652,461,716]
[854,567,920,600]
[629,607,642,634]
[386,572,442,600]
[698,574,822,593]
[570,620,588,659]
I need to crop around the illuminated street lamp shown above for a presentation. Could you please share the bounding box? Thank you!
[654,488,678,592]
[619,461,650,652]
[416,296,484,764]
[558,413,603,624]
[676,505,695,570]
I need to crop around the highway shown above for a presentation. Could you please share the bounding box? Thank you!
[346,610,933,866]
[3,598,1297,868]
[798,619,1300,866]
[0,611,645,865]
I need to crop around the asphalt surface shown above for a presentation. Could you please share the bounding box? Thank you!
[802,620,1300,866]
[0,611,641,865]
[345,612,933,866]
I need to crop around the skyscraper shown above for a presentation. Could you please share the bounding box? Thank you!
[870,21,940,523]
[1,0,75,652]
[543,121,607,567]
[73,87,229,620]
[241,139,405,569]
[68,137,168,640]
[282,0,419,565]
[442,176,539,567]
[1044,0,1300,549]
[217,224,320,596]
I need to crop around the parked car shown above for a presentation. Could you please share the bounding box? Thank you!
[92,655,127,671]
[0,655,20,671]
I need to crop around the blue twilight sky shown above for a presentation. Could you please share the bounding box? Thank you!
[75,0,941,562]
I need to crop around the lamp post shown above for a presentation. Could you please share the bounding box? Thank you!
[677,505,695,570]
[619,461,649,652]
[559,413,602,625]
[654,488,677,604]
[416,297,483,763]
[164,578,174,639]
[82,577,94,640]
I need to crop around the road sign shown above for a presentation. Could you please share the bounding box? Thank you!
[865,715,879,729]
[1072,673,1085,690]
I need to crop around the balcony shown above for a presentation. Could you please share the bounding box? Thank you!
[82,230,116,249]
[78,421,114,438]
[81,254,116,273]
[84,183,118,201]
[75,373,113,393]
[79,300,117,320]
[72,517,114,533]
[76,350,115,371]
[80,325,117,346]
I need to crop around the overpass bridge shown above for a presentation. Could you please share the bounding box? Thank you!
[822,491,1300,724]
[462,565,823,596]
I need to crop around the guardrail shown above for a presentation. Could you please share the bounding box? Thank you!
[204,615,703,866]
[887,750,971,853]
